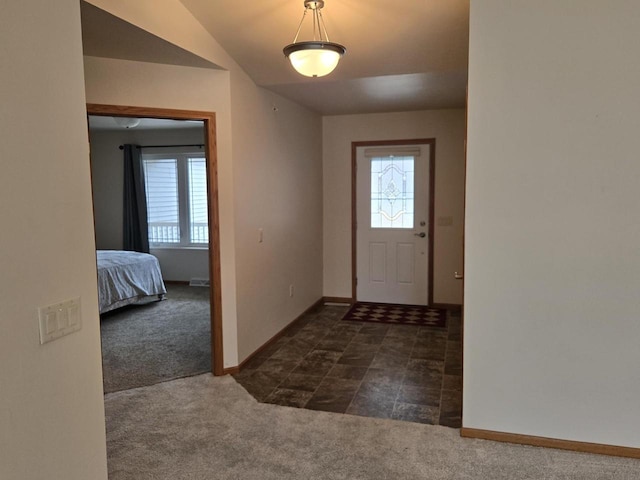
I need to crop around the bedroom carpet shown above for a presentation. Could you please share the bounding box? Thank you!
[100,284,210,393]
[104,374,640,480]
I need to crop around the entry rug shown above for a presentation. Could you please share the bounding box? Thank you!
[342,302,447,328]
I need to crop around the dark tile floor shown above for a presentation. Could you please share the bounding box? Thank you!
[233,304,462,427]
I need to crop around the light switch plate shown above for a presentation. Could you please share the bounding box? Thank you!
[38,297,82,345]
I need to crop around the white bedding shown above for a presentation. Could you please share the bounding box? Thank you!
[97,250,167,314]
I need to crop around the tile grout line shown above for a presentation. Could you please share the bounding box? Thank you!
[390,330,419,421]
[265,310,340,403]
[343,324,393,417]
[436,311,451,424]
[326,320,373,414]
[302,314,364,410]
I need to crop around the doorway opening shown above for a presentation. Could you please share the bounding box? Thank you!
[86,104,224,379]
[352,139,436,306]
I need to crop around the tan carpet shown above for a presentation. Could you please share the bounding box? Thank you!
[104,374,639,479]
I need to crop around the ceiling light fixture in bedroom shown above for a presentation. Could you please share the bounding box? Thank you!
[283,0,346,78]
[113,117,141,129]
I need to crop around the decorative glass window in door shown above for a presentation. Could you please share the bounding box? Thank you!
[370,156,414,228]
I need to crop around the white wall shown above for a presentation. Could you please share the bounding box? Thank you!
[323,110,466,305]
[464,0,640,448]
[0,1,108,479]
[151,249,209,283]
[83,0,324,365]
[89,127,209,282]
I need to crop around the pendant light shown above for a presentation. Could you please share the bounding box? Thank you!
[283,0,346,78]
[113,117,141,129]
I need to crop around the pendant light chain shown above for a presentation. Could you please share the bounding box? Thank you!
[293,3,331,44]
[312,6,317,41]
[283,0,346,78]
[292,9,308,44]
[317,10,330,43]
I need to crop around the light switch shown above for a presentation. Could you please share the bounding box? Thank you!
[68,304,79,327]
[58,307,69,329]
[38,298,82,345]
[45,311,57,335]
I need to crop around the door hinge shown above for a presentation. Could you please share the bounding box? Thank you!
[355,277,358,286]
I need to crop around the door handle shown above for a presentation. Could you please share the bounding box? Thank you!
[454,272,464,280]
[414,232,426,238]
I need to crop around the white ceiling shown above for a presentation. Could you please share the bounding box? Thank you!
[88,116,203,131]
[81,0,469,115]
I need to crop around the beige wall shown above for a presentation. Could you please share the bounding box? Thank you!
[84,55,240,368]
[465,0,640,448]
[230,71,323,361]
[0,1,108,479]
[323,110,466,305]
[83,0,324,365]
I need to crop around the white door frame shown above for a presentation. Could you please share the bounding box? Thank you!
[351,138,436,305]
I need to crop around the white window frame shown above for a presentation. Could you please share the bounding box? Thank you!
[142,149,208,249]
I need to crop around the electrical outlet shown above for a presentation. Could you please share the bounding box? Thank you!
[289,284,294,297]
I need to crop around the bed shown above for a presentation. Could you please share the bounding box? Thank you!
[97,250,167,314]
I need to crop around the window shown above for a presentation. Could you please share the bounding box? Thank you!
[142,152,208,247]
[370,155,415,228]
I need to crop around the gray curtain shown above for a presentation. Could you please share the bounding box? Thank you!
[122,144,149,253]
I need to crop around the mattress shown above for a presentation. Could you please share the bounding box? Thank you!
[97,250,167,314]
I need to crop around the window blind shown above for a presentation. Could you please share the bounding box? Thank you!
[143,158,180,243]
[188,158,208,244]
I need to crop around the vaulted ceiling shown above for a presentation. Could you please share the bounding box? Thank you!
[81,0,469,115]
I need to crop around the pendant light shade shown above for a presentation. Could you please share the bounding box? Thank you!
[283,41,345,78]
[113,117,141,129]
[283,1,346,78]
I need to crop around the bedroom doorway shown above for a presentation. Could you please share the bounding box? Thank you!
[86,104,224,379]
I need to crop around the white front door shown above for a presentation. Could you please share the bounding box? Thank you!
[356,145,430,305]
